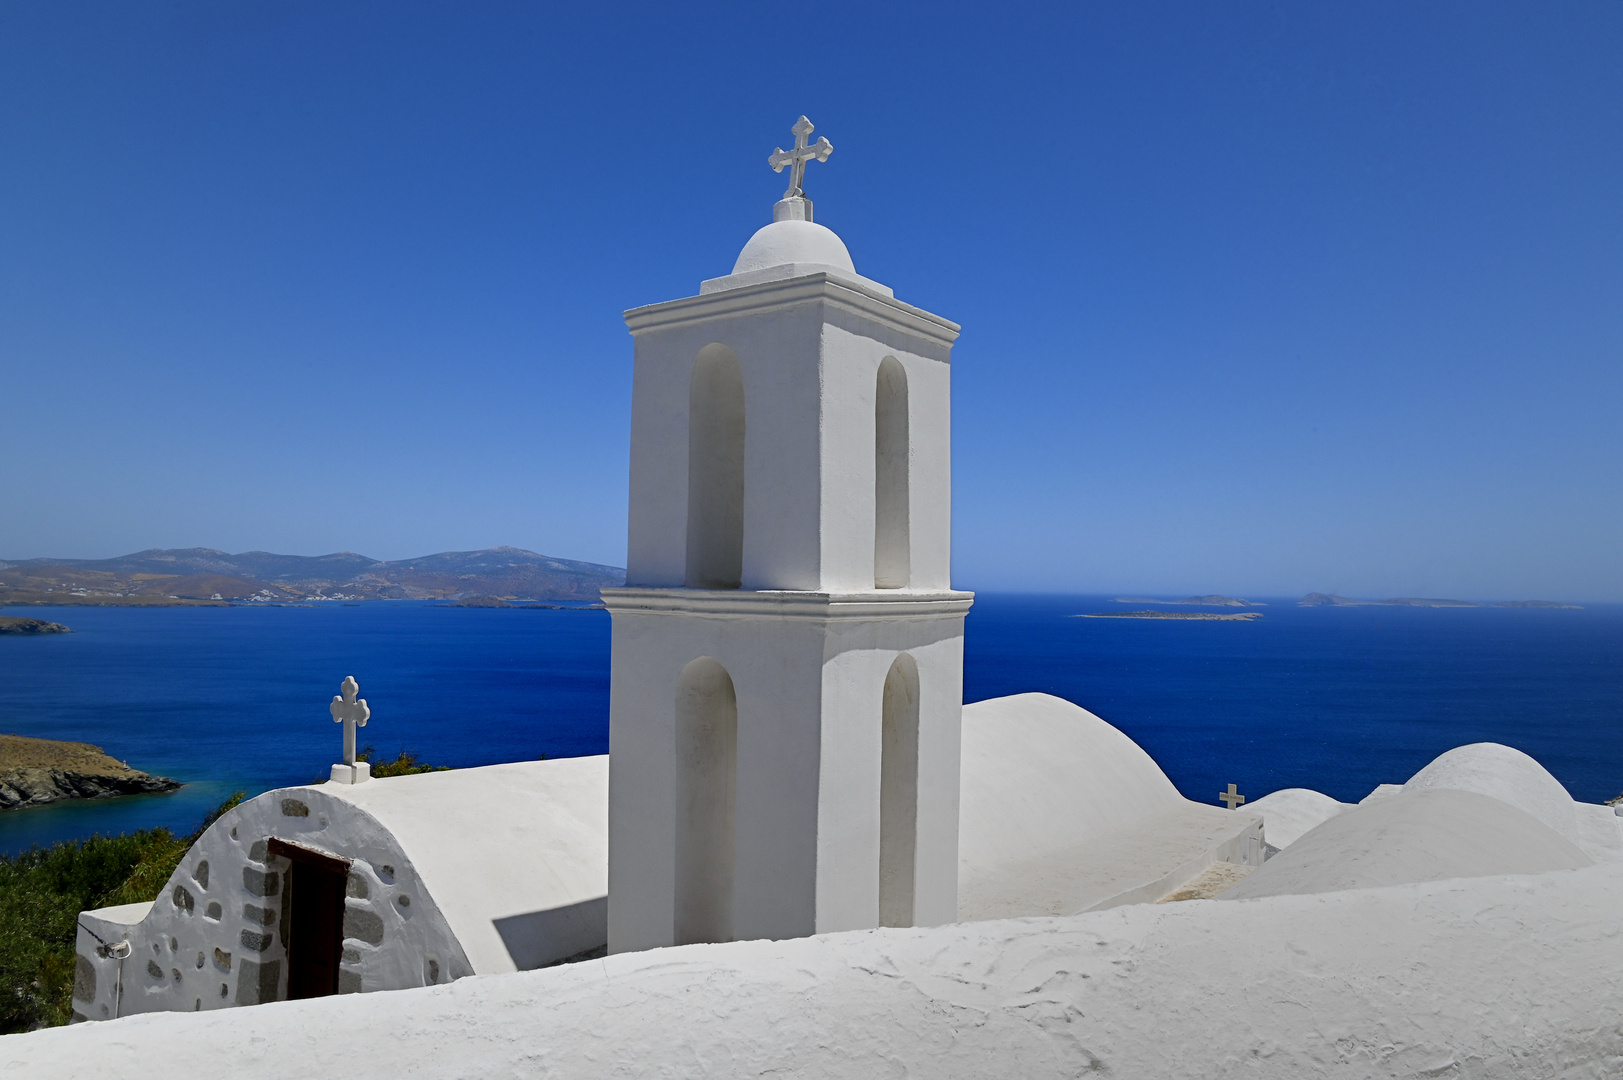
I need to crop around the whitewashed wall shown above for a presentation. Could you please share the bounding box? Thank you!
[72,785,474,1022]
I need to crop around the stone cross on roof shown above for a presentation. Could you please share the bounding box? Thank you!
[329,675,371,784]
[769,116,833,201]
[1219,783,1245,809]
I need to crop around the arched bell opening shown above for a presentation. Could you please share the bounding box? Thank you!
[674,656,738,944]
[686,345,746,589]
[874,356,910,589]
[879,653,920,927]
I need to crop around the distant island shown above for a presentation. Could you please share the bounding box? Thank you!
[1298,593,1582,609]
[0,546,626,607]
[0,616,71,635]
[1082,611,1263,621]
[0,733,180,810]
[1115,595,1264,608]
[438,596,606,610]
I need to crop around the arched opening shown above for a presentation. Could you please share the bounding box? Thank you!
[879,653,920,927]
[675,656,738,944]
[687,345,745,589]
[874,356,910,589]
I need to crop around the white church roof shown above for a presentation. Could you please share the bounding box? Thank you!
[319,756,608,973]
[1239,787,1349,850]
[1227,740,1623,900]
[957,693,1262,918]
[1222,787,1592,901]
[1402,741,1581,844]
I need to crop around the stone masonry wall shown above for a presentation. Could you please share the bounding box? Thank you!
[73,785,475,1022]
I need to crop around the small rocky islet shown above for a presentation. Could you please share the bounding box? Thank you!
[0,733,180,811]
[0,616,73,635]
[1082,610,1263,621]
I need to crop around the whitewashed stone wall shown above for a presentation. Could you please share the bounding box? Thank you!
[72,785,473,1022]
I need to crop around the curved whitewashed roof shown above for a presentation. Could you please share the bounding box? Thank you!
[1221,787,1590,901]
[1241,787,1349,850]
[1402,742,1579,845]
[960,693,1185,868]
[320,756,607,973]
[732,219,855,275]
[959,693,1259,918]
[701,217,895,297]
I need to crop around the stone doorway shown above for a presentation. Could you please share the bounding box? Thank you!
[270,839,349,1000]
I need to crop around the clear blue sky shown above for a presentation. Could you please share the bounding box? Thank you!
[2,2,1619,601]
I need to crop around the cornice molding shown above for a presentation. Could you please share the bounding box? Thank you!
[601,586,974,621]
[623,273,960,348]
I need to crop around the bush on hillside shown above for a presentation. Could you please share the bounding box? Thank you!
[0,792,242,1034]
[358,747,453,778]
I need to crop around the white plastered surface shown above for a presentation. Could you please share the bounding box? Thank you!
[1240,787,1350,849]
[958,693,1262,918]
[19,863,1623,1078]
[322,756,608,972]
[1223,787,1591,901]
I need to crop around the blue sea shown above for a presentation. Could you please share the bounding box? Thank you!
[1,596,1620,856]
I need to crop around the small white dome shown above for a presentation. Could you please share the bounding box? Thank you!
[732,220,855,276]
[1403,742,1579,845]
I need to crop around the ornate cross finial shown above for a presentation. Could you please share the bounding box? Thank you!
[769,116,833,201]
[329,675,370,772]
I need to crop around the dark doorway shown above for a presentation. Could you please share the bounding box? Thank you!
[270,838,349,1000]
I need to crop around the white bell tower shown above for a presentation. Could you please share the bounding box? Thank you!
[602,118,973,953]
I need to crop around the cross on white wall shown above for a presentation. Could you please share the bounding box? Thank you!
[330,675,370,767]
[769,116,833,201]
[1219,783,1245,809]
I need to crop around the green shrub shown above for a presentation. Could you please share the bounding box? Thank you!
[353,746,452,778]
[0,792,243,1033]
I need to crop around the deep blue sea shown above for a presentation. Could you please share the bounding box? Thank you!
[1,596,1620,856]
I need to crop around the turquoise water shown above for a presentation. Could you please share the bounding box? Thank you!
[1,596,1619,854]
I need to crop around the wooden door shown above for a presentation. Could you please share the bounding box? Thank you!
[276,842,348,1000]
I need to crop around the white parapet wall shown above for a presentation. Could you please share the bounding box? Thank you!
[25,860,1623,1078]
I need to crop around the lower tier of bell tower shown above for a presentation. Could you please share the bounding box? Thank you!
[601,587,973,954]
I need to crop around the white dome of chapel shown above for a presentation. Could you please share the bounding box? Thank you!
[732,219,856,276]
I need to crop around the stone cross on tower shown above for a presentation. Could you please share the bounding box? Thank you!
[1219,783,1245,809]
[768,115,833,218]
[328,676,372,785]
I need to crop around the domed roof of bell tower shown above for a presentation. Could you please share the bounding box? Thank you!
[699,115,893,298]
[731,219,856,276]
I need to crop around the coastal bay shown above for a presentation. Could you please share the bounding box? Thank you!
[1,597,1619,854]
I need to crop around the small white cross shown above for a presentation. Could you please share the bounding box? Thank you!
[329,676,370,767]
[768,116,833,201]
[1219,783,1245,809]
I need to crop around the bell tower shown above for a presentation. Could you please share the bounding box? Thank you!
[602,118,972,953]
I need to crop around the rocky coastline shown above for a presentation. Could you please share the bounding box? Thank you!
[0,734,180,811]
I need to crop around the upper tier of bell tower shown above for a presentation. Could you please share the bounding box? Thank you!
[621,121,960,595]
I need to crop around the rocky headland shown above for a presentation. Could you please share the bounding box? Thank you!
[0,734,180,811]
[0,616,72,634]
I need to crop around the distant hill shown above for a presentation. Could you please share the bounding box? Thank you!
[0,547,625,605]
[1115,595,1264,608]
[1299,593,1582,610]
